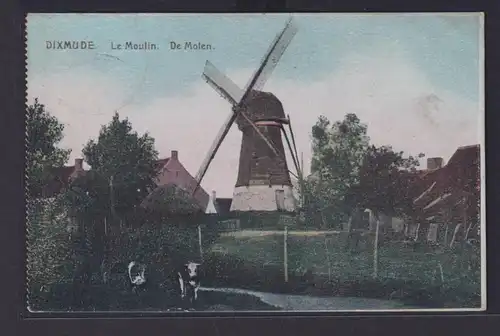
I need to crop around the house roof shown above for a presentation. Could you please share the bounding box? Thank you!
[150,155,210,211]
[41,165,85,198]
[40,157,167,198]
[448,144,480,167]
[412,144,480,216]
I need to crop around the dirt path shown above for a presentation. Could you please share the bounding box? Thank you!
[199,287,417,311]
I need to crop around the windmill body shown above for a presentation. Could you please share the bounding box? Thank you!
[194,17,301,213]
[231,90,295,211]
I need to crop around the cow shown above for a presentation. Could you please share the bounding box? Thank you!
[128,261,147,294]
[177,262,202,304]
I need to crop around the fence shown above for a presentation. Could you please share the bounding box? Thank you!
[202,222,482,292]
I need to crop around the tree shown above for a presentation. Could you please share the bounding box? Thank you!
[305,113,370,228]
[78,112,159,222]
[354,145,423,220]
[26,98,71,198]
[346,145,423,278]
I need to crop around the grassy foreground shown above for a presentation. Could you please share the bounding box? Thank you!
[205,230,481,308]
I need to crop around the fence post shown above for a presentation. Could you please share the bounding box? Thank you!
[324,237,332,282]
[373,217,380,279]
[198,225,203,262]
[284,225,288,283]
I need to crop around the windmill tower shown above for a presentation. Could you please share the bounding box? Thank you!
[194,17,303,212]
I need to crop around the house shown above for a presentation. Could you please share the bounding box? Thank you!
[142,150,210,211]
[410,144,480,243]
[385,145,479,242]
[36,150,210,212]
[362,144,480,244]
[39,158,87,199]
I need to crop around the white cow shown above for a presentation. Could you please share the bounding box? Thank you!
[128,261,147,293]
[177,262,202,303]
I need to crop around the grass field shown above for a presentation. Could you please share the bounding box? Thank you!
[209,230,481,291]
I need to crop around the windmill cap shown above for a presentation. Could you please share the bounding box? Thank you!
[237,90,285,129]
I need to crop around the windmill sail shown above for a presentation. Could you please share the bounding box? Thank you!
[241,17,298,101]
[202,61,243,105]
[194,110,238,186]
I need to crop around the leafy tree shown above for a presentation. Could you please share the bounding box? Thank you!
[75,112,159,221]
[26,98,71,198]
[353,145,423,221]
[305,113,370,228]
[63,170,110,219]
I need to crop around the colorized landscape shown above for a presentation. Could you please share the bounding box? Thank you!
[26,13,484,312]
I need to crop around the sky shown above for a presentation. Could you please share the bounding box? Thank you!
[27,13,484,198]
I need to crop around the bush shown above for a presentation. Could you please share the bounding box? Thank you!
[27,208,223,311]
[26,198,75,309]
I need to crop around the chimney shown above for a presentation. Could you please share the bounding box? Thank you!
[171,150,178,160]
[212,190,217,201]
[74,158,84,171]
[427,157,444,170]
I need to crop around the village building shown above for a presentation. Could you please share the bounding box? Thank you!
[410,144,480,244]
[37,150,211,214]
[38,158,87,199]
[143,150,210,212]
[364,144,480,244]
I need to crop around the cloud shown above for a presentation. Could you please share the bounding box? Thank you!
[27,51,482,198]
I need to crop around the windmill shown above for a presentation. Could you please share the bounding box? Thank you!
[194,17,304,212]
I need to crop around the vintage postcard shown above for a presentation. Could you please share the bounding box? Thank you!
[25,13,485,313]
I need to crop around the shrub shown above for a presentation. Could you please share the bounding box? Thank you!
[27,207,223,311]
[26,197,76,309]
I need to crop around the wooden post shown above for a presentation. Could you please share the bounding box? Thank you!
[284,225,289,283]
[324,236,332,282]
[198,225,203,262]
[438,261,444,284]
[450,223,462,248]
[373,215,380,279]
[414,222,421,241]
